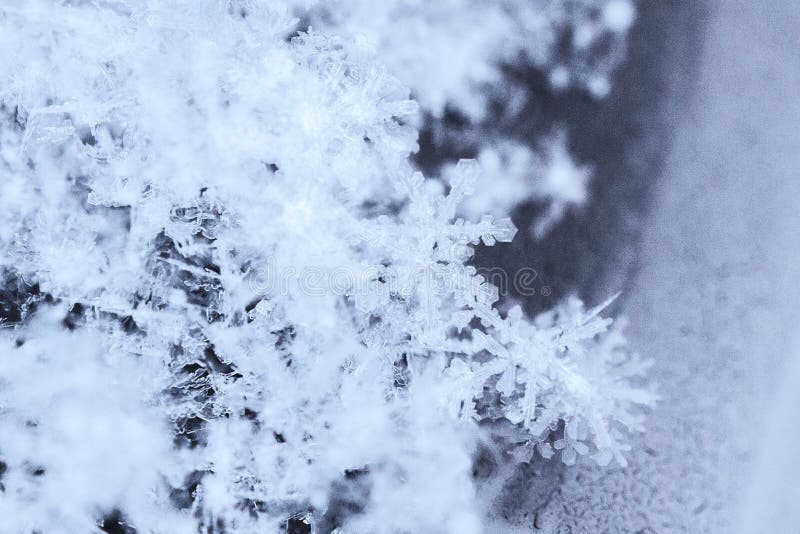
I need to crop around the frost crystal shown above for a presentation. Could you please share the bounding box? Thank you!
[0,2,650,533]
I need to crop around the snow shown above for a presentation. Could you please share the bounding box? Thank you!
[0,2,647,531]
[297,0,633,121]
[296,0,632,233]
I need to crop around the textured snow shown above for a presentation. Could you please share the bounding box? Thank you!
[0,2,648,532]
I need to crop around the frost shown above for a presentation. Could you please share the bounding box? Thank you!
[0,2,650,533]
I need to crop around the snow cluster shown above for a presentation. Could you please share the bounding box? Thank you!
[0,2,650,533]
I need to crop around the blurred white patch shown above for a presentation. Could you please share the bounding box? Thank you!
[603,0,636,33]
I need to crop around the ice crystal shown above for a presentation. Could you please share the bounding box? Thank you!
[0,2,650,532]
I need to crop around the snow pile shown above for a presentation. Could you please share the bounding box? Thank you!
[0,2,650,532]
